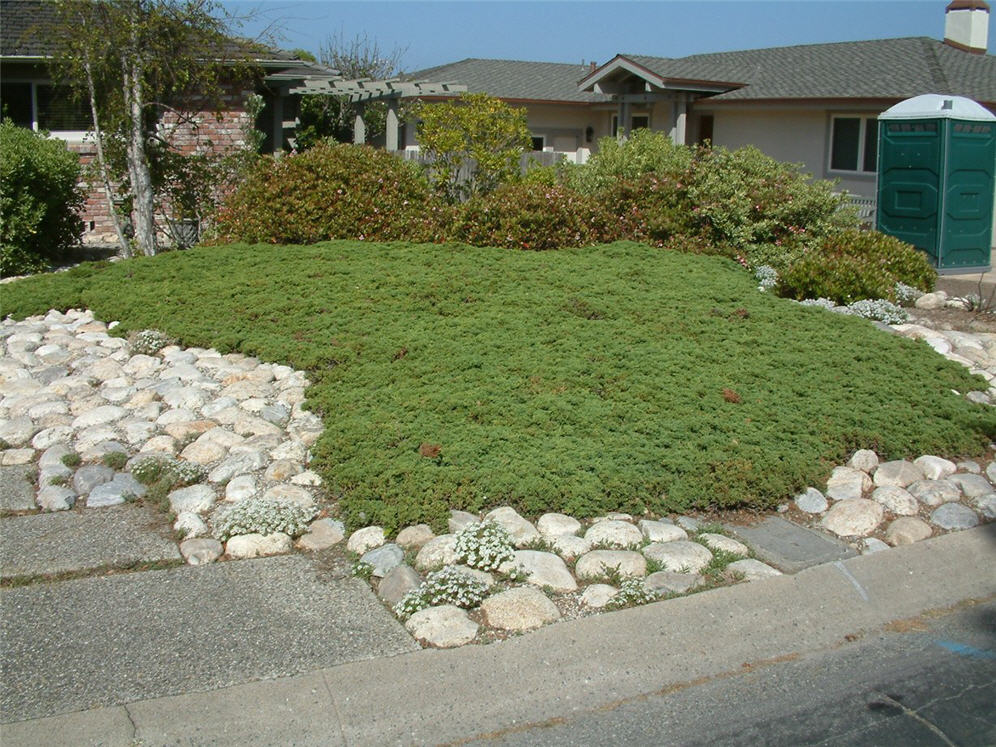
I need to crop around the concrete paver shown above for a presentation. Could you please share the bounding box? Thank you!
[725,516,857,573]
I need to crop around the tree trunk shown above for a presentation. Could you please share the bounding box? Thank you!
[123,17,157,256]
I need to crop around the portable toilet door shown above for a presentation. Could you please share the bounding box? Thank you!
[876,94,996,273]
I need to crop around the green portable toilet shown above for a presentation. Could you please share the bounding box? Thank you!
[876,94,995,273]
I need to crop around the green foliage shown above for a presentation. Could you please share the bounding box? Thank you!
[212,142,447,244]
[212,496,316,541]
[567,130,693,195]
[130,455,205,488]
[415,93,532,202]
[102,452,129,470]
[131,329,173,355]
[453,521,516,571]
[61,452,82,468]
[452,183,618,251]
[394,566,489,619]
[777,229,937,304]
[2,241,992,533]
[0,121,83,276]
[604,578,660,610]
[600,174,696,248]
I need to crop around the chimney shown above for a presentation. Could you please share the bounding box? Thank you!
[944,0,990,54]
[590,61,597,73]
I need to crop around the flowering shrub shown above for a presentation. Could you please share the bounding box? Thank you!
[754,265,778,292]
[799,298,839,311]
[212,142,448,244]
[777,229,936,304]
[394,566,490,619]
[600,174,694,247]
[846,299,909,324]
[131,455,205,487]
[452,183,618,250]
[131,329,173,355]
[893,282,923,307]
[212,496,316,541]
[604,579,660,610]
[453,521,516,571]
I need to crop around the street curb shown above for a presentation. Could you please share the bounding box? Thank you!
[4,524,994,746]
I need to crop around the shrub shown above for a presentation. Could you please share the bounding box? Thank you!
[567,130,693,195]
[131,455,205,488]
[686,145,854,269]
[846,299,909,324]
[0,120,83,276]
[452,183,618,250]
[131,329,173,355]
[212,496,316,541]
[212,142,447,244]
[394,566,489,619]
[777,229,936,304]
[453,521,515,571]
[600,174,694,247]
[894,282,924,307]
[604,578,660,609]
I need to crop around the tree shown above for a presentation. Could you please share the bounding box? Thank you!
[415,93,532,202]
[295,32,407,150]
[48,0,256,257]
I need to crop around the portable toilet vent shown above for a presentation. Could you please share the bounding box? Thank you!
[876,93,995,273]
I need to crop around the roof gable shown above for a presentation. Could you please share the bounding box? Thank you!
[408,58,610,103]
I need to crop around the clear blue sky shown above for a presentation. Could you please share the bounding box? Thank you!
[223,1,994,72]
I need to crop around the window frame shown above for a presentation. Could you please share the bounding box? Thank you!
[0,78,90,141]
[530,134,546,152]
[828,114,878,175]
[611,112,652,138]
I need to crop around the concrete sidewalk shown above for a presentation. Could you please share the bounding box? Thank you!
[3,524,993,746]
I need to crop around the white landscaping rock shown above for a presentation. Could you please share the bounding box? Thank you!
[885,517,933,546]
[727,559,782,581]
[821,498,884,537]
[847,449,880,473]
[483,506,540,547]
[642,541,714,574]
[500,550,577,593]
[873,460,924,488]
[574,550,647,581]
[448,510,479,533]
[638,519,687,543]
[644,571,703,594]
[405,605,478,648]
[949,473,993,498]
[347,526,386,555]
[580,584,618,609]
[180,538,223,565]
[548,534,592,562]
[825,467,872,501]
[794,488,828,514]
[168,484,217,514]
[870,486,919,516]
[395,524,435,550]
[914,291,947,310]
[913,455,957,480]
[536,512,582,538]
[297,518,346,551]
[174,511,209,539]
[480,587,561,632]
[225,474,258,502]
[261,484,314,507]
[36,485,76,511]
[378,565,422,608]
[225,532,293,558]
[360,543,405,578]
[697,533,749,557]
[907,479,961,507]
[414,534,459,571]
[585,519,643,548]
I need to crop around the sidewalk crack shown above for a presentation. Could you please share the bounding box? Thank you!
[321,670,349,746]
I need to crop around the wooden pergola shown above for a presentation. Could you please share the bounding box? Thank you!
[289,77,467,151]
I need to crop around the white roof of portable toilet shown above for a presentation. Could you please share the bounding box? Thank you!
[879,94,996,122]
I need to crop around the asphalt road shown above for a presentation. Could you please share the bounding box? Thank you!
[474,600,996,746]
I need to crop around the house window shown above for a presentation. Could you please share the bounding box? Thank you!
[830,115,878,173]
[611,113,651,137]
[0,80,89,134]
[531,135,546,151]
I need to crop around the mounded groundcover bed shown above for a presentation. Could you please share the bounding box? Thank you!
[4,240,994,532]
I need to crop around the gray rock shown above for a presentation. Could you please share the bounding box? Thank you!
[264,459,301,482]
[174,511,209,539]
[987,462,996,484]
[297,518,346,551]
[71,405,126,430]
[224,474,258,502]
[346,526,386,554]
[870,486,919,516]
[168,484,216,514]
[580,584,617,608]
[950,472,993,498]
[499,550,577,592]
[585,519,643,548]
[0,416,38,447]
[36,485,76,511]
[208,451,269,483]
[907,478,962,507]
[885,517,933,546]
[825,466,872,501]
[821,498,884,537]
[642,541,714,574]
[930,503,980,530]
[483,506,540,547]
[448,510,478,534]
[1,448,35,466]
[414,534,458,571]
[405,605,478,648]
[86,473,146,507]
[794,487,828,514]
[727,559,783,580]
[480,586,560,632]
[956,460,981,474]
[873,460,924,488]
[72,465,115,495]
[675,516,701,532]
[378,565,422,608]
[360,543,405,578]
[225,532,293,558]
[638,519,687,543]
[536,512,581,538]
[847,449,880,473]
[698,533,749,557]
[38,443,73,469]
[575,549,647,580]
[970,493,996,520]
[179,538,223,565]
[644,571,703,594]
[0,465,37,511]
[862,538,891,554]
[395,524,435,550]
[914,455,957,480]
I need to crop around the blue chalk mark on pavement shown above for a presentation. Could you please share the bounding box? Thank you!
[934,639,996,660]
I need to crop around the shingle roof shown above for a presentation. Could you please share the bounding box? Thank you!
[622,37,996,104]
[408,58,611,103]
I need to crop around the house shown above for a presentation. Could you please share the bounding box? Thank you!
[410,1,996,220]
